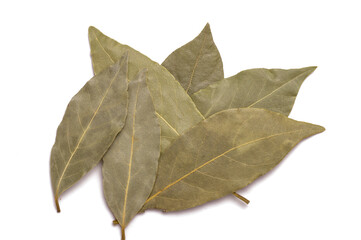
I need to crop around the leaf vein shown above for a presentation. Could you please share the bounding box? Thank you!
[121,81,141,227]
[155,112,180,136]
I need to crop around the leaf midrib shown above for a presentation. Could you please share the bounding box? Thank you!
[121,82,141,227]
[145,129,303,203]
[93,31,115,64]
[199,69,312,118]
[186,32,207,93]
[155,112,180,136]
[247,70,312,108]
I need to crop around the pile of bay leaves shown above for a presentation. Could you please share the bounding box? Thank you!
[50,24,324,239]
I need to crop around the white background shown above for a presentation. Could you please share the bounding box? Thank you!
[1,0,360,239]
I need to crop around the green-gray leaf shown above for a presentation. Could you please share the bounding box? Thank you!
[50,55,129,212]
[192,67,316,118]
[143,108,324,212]
[103,69,160,238]
[88,26,204,152]
[162,23,224,94]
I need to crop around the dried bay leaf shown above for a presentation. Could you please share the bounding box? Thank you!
[88,26,204,152]
[102,69,160,239]
[162,23,224,94]
[143,108,324,212]
[50,55,129,212]
[192,67,316,118]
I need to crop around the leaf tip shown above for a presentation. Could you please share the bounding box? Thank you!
[309,66,317,72]
[88,26,96,34]
[88,26,103,40]
[303,66,317,75]
[203,22,211,33]
[319,125,326,133]
[310,124,325,135]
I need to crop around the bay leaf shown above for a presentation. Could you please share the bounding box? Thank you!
[162,23,224,94]
[50,55,129,212]
[192,67,316,118]
[143,108,324,212]
[88,26,204,152]
[102,69,160,239]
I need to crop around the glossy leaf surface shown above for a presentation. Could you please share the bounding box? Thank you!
[162,23,224,94]
[103,69,160,234]
[89,26,204,152]
[50,56,129,212]
[143,108,324,212]
[192,67,316,118]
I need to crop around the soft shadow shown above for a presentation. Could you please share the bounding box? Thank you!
[51,135,316,223]
[143,142,304,217]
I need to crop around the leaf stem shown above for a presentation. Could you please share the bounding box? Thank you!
[121,227,126,240]
[55,196,61,212]
[232,192,250,205]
